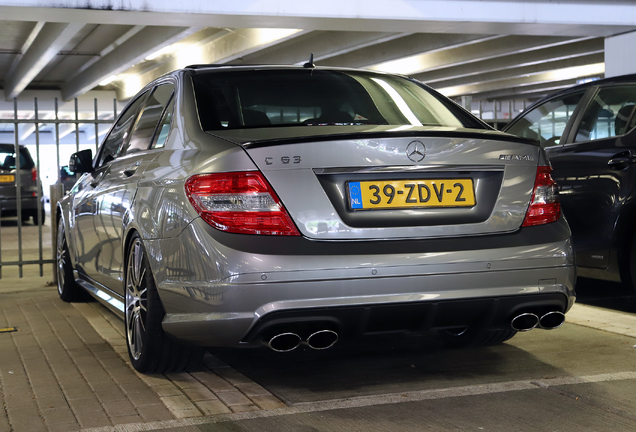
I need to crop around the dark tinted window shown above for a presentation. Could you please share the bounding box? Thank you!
[506,91,585,148]
[192,69,482,131]
[0,146,34,170]
[574,85,636,142]
[124,84,175,155]
[96,92,148,167]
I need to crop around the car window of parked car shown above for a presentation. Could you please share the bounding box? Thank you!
[0,147,35,170]
[122,84,175,155]
[505,91,585,148]
[573,85,636,143]
[95,92,149,167]
[151,96,175,149]
[192,69,483,131]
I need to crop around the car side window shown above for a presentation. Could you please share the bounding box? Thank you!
[506,91,585,148]
[573,85,636,143]
[151,96,175,149]
[122,84,175,155]
[96,92,148,167]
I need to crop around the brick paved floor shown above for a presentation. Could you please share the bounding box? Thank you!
[0,284,285,432]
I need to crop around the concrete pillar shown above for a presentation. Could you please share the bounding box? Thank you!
[605,31,636,78]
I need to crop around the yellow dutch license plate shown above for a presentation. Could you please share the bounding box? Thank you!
[348,179,475,210]
[0,175,15,183]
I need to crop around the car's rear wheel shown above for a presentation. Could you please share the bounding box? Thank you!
[438,327,517,347]
[125,233,203,373]
[56,218,84,302]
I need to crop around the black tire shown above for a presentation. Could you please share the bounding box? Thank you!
[438,327,517,348]
[56,218,84,302]
[29,208,45,225]
[125,233,203,373]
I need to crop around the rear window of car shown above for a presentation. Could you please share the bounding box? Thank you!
[192,69,483,131]
[0,146,35,170]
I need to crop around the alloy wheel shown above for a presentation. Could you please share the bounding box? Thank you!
[56,221,67,295]
[126,239,148,361]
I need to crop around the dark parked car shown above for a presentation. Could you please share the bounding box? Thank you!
[0,143,45,224]
[55,65,575,373]
[504,74,636,290]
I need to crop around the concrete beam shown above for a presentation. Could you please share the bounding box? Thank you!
[230,30,410,65]
[61,26,198,101]
[413,38,604,84]
[429,52,604,90]
[320,33,495,69]
[116,27,306,100]
[0,1,635,37]
[4,22,85,100]
[473,79,582,101]
[369,35,586,75]
[436,63,605,98]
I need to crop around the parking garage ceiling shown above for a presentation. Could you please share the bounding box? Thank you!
[0,0,633,104]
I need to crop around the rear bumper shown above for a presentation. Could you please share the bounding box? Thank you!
[0,196,42,215]
[147,217,576,347]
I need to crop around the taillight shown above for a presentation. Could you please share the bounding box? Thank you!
[31,167,37,182]
[185,172,300,236]
[522,166,561,227]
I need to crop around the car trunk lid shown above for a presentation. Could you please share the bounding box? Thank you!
[210,126,540,240]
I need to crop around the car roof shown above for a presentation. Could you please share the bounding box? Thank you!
[0,143,27,150]
[535,73,636,102]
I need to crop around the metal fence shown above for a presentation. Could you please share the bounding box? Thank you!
[0,97,117,278]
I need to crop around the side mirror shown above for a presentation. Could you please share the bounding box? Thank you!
[69,149,93,174]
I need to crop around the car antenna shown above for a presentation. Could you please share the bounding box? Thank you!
[303,53,315,69]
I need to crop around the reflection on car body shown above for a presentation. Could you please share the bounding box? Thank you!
[55,65,576,373]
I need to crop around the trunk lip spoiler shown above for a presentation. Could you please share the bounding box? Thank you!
[208,129,539,149]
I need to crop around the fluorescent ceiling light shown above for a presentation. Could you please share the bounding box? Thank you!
[146,46,171,61]
[99,75,118,86]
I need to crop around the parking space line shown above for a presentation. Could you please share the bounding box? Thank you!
[77,371,636,432]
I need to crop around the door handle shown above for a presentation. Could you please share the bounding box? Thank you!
[122,162,140,177]
[608,150,636,168]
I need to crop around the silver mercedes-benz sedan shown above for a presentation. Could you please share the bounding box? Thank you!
[55,65,576,373]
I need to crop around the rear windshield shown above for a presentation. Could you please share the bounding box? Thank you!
[192,69,483,131]
[0,146,34,170]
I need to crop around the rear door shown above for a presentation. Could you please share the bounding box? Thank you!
[73,90,149,285]
[92,83,175,293]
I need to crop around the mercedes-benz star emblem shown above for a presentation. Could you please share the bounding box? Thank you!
[406,140,426,162]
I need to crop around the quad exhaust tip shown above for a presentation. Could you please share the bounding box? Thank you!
[305,330,339,350]
[266,330,339,352]
[267,332,302,352]
[511,311,566,331]
[511,313,539,331]
[539,311,566,330]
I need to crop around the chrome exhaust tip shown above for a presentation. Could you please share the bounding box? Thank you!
[539,311,565,330]
[305,330,339,350]
[267,333,302,352]
[511,313,539,331]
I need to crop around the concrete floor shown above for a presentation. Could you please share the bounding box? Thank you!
[1,217,636,431]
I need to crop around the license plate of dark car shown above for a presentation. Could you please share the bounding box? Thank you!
[348,179,475,210]
[0,175,14,183]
